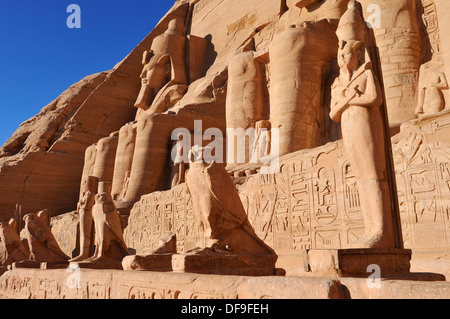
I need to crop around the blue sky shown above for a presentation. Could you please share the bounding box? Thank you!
[0,1,175,145]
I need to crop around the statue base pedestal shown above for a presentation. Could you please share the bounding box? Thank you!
[70,260,123,270]
[122,254,174,271]
[171,252,277,276]
[303,248,412,278]
[13,261,69,270]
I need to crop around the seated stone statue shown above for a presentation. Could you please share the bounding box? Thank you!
[268,0,350,156]
[134,18,188,116]
[111,17,200,212]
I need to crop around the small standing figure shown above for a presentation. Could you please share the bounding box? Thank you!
[250,120,272,164]
[170,134,188,188]
[415,60,448,116]
[70,176,98,262]
[330,0,397,249]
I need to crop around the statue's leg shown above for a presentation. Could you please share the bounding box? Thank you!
[111,122,137,200]
[123,113,174,204]
[341,107,396,249]
[93,134,119,184]
[269,24,338,156]
[70,209,93,262]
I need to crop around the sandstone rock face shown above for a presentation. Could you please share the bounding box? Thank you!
[0,2,194,220]
[2,0,450,294]
[2,0,444,221]
[118,111,450,274]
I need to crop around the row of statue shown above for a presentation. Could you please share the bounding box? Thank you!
[1,0,440,273]
[0,146,276,274]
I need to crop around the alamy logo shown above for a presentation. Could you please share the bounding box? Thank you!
[66,264,81,289]
[171,120,280,174]
[67,4,81,29]
[367,264,382,289]
[366,4,381,29]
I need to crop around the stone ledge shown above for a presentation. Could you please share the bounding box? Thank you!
[1,268,450,299]
[303,248,413,277]
[0,268,344,299]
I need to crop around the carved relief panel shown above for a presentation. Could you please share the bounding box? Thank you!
[124,115,450,256]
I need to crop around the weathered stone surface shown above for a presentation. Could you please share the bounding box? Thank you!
[22,210,69,263]
[3,0,450,299]
[1,267,450,299]
[2,0,447,221]
[0,219,29,272]
[0,268,346,299]
[49,211,79,258]
[0,1,193,221]
[118,111,450,275]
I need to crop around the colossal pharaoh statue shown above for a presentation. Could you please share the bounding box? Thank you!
[225,0,424,165]
[76,14,211,222]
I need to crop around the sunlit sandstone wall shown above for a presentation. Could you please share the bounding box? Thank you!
[0,3,191,220]
[435,0,450,97]
[0,0,443,222]
[120,111,450,261]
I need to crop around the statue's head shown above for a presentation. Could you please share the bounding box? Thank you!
[81,176,99,194]
[165,19,183,36]
[336,0,365,43]
[338,40,363,72]
[256,120,271,130]
[189,145,206,165]
[0,219,16,229]
[23,209,50,227]
[22,213,36,226]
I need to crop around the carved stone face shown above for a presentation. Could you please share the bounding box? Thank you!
[141,62,171,87]
[23,213,46,241]
[96,193,108,204]
[338,40,361,73]
[23,213,36,224]
[135,55,172,110]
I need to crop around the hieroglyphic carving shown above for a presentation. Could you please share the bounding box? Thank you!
[1,274,33,299]
[240,143,360,252]
[36,278,61,299]
[124,286,181,299]
[312,167,341,249]
[273,166,291,250]
[422,0,441,56]
[123,114,450,256]
[394,115,450,248]
[87,282,109,299]
[289,161,312,251]
[119,276,239,299]
[124,184,202,255]
[313,168,338,226]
